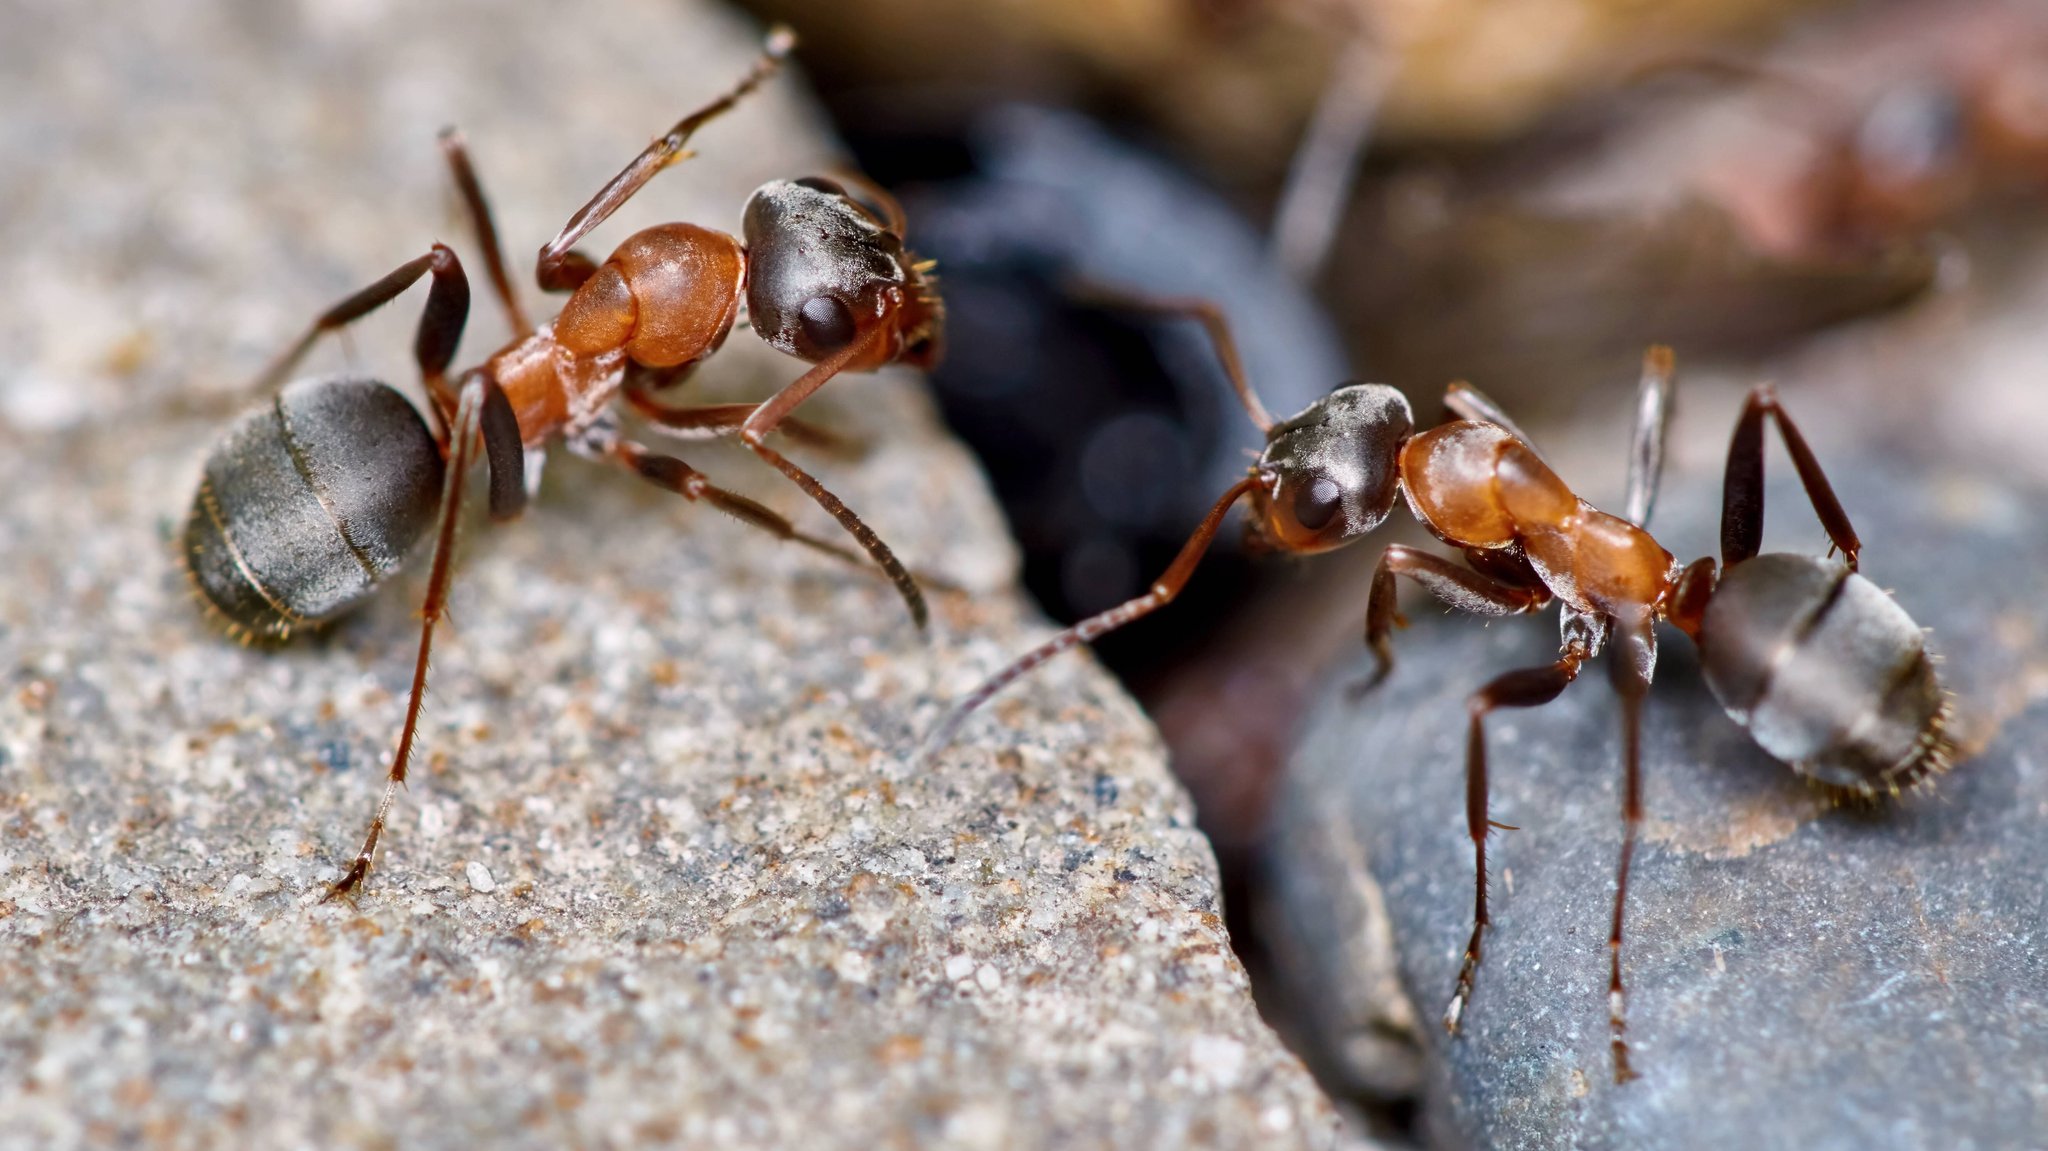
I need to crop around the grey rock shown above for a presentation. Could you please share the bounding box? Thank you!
[0,2,1339,1148]
[1266,460,2048,1150]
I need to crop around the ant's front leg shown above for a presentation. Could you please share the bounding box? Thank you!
[736,330,929,630]
[533,26,794,292]
[1360,546,1551,688]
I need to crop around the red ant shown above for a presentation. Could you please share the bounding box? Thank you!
[922,312,1953,1083]
[183,28,943,898]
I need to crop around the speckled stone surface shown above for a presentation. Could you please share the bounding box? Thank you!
[0,2,1338,1147]
[1265,459,2048,1150]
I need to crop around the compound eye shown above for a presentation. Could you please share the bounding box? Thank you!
[794,176,847,196]
[799,296,857,352]
[1292,474,1343,533]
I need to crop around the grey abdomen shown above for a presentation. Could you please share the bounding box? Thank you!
[1698,553,1949,796]
[183,377,443,641]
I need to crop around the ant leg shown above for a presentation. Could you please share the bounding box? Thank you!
[1363,546,1552,685]
[1443,381,1544,462]
[1722,383,1861,570]
[1624,346,1676,529]
[439,128,530,336]
[1605,610,1656,1084]
[612,437,896,575]
[1445,643,1590,1035]
[622,388,848,454]
[254,244,471,403]
[326,373,519,899]
[1064,284,1274,432]
[922,475,1262,763]
[739,330,926,630]
[535,26,794,291]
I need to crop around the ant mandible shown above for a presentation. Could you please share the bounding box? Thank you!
[922,314,1954,1084]
[183,28,944,898]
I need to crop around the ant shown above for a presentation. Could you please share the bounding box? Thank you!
[922,314,1954,1083]
[182,27,944,898]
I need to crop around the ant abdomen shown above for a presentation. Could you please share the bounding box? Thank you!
[1697,553,1952,798]
[183,377,444,642]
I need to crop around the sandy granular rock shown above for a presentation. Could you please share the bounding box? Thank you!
[0,1,1338,1147]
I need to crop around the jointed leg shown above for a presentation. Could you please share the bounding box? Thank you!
[1722,383,1860,569]
[614,438,878,572]
[535,26,794,291]
[1443,381,1543,461]
[921,475,1262,763]
[1605,610,1656,1084]
[624,388,849,454]
[439,128,530,336]
[1363,546,1552,685]
[326,374,509,899]
[1444,639,1591,1034]
[740,330,926,630]
[1063,284,1274,432]
[254,244,471,405]
[1624,346,1676,529]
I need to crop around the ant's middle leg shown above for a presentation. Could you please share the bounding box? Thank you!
[1604,610,1657,1084]
[612,437,922,579]
[1443,639,1591,1035]
[1722,383,1861,570]
[1362,545,1552,687]
[621,366,849,455]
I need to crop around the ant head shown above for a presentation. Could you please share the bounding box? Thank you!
[743,177,943,370]
[1250,384,1412,554]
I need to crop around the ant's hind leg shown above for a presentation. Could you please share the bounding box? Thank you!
[326,374,521,899]
[1721,384,1861,569]
[439,128,530,336]
[1444,642,1589,1035]
[253,244,471,404]
[1624,346,1676,529]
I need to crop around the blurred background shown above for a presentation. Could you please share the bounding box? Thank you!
[721,0,2048,1133]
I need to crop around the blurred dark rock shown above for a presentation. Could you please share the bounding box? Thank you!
[0,2,1341,1147]
[1264,458,2048,1149]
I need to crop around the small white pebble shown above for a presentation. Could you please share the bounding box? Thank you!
[945,954,975,982]
[976,963,1001,992]
[465,860,496,894]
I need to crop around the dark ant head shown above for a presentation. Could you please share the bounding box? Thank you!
[1250,384,1413,554]
[742,177,944,371]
